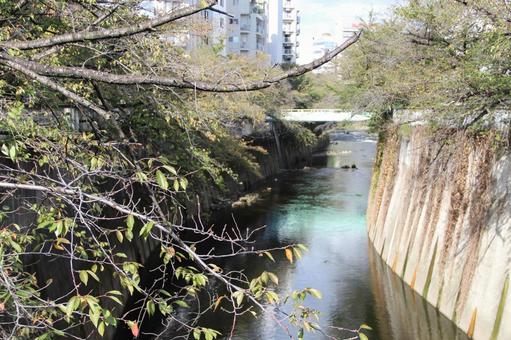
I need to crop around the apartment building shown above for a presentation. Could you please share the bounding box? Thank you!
[268,0,300,65]
[142,0,228,54]
[142,0,299,64]
[225,0,269,59]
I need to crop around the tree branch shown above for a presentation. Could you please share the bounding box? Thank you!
[0,31,362,92]
[1,0,217,50]
[453,0,511,24]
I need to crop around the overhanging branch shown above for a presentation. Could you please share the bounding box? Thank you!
[1,0,217,50]
[0,31,362,92]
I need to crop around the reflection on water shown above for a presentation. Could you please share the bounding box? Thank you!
[164,132,467,340]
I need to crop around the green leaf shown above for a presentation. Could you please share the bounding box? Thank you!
[155,170,169,190]
[126,230,133,242]
[359,333,369,340]
[8,145,16,161]
[264,251,275,262]
[139,221,155,238]
[87,270,100,282]
[89,307,100,328]
[135,171,148,182]
[179,177,188,190]
[108,295,123,305]
[174,300,189,308]
[126,215,135,231]
[79,271,89,286]
[173,179,180,192]
[116,230,124,243]
[98,322,105,336]
[193,328,201,340]
[146,300,156,316]
[163,165,177,175]
[307,288,323,299]
[267,272,279,285]
[360,324,373,330]
[233,291,244,307]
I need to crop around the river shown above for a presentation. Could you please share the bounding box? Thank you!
[162,131,469,340]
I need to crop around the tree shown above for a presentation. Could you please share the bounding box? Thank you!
[334,0,511,131]
[0,1,361,339]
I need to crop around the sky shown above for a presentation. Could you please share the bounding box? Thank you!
[295,0,400,64]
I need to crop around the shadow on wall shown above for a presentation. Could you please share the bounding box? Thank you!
[368,246,470,340]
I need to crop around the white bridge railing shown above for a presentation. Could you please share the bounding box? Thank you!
[280,109,372,122]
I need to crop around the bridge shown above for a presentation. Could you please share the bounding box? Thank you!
[280,109,371,122]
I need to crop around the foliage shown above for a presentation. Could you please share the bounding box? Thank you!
[335,0,511,130]
[0,1,353,339]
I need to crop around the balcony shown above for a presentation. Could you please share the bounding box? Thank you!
[283,49,294,56]
[240,24,251,32]
[283,38,294,47]
[283,13,294,21]
[283,26,294,33]
[283,1,294,10]
[240,41,249,50]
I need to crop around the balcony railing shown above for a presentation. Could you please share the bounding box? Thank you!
[240,24,251,31]
[283,1,294,9]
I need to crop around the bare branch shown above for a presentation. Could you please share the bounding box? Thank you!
[1,0,217,50]
[0,31,362,92]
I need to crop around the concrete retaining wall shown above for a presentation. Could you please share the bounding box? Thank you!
[367,125,511,340]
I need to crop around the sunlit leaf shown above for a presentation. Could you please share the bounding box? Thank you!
[155,170,169,190]
[285,248,294,263]
[79,271,88,286]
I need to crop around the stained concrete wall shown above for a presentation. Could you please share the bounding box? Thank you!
[367,125,511,340]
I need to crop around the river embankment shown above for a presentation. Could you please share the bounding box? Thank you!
[368,124,511,340]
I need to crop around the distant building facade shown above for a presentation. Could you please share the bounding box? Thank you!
[142,0,300,64]
[310,24,360,73]
[225,0,268,58]
[142,0,228,54]
[268,0,300,65]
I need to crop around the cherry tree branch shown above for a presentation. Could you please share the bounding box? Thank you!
[0,31,362,92]
[0,0,218,50]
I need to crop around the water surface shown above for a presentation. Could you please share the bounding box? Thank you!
[167,132,468,340]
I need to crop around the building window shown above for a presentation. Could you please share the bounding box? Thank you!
[229,18,239,25]
[232,0,238,5]
[220,18,224,28]
[220,0,224,6]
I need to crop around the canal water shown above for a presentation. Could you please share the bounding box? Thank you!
[164,132,469,340]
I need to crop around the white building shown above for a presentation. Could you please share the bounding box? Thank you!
[267,0,300,65]
[142,0,228,54]
[225,0,269,59]
[310,24,360,73]
[141,0,300,64]
[311,32,337,72]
